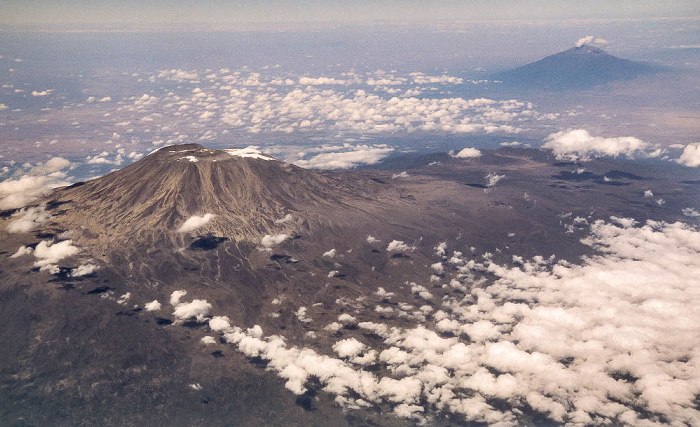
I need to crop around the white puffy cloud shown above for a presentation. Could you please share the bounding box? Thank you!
[201,336,216,344]
[682,208,699,217]
[144,300,162,311]
[0,175,68,210]
[386,240,415,252]
[375,287,394,299]
[293,144,394,170]
[261,233,291,248]
[209,315,232,331]
[500,141,522,147]
[0,158,71,210]
[574,36,594,47]
[676,142,700,167]
[411,73,463,85]
[169,290,188,306]
[485,172,505,187]
[117,293,131,305]
[299,77,347,85]
[6,205,51,233]
[172,299,212,322]
[177,213,214,233]
[451,147,482,158]
[322,248,336,258]
[33,240,80,272]
[295,306,312,323]
[29,157,71,175]
[71,263,99,277]
[333,338,366,358]
[10,245,32,258]
[338,313,356,324]
[542,129,655,161]
[274,213,293,224]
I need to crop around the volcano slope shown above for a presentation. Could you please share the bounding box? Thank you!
[1,144,699,426]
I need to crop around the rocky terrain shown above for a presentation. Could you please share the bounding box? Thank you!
[1,144,698,426]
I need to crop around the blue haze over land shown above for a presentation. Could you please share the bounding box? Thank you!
[0,4,698,181]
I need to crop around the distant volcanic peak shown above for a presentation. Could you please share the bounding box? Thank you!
[494,43,656,90]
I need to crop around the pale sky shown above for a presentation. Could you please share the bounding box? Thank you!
[1,0,698,27]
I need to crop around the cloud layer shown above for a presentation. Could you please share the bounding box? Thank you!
[195,218,700,425]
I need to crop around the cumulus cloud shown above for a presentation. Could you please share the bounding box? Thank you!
[177,213,215,233]
[323,248,337,258]
[0,174,69,210]
[33,240,80,273]
[542,129,655,161]
[144,300,162,311]
[293,144,394,170]
[71,263,99,277]
[209,315,232,331]
[386,240,415,252]
[682,207,699,217]
[10,245,32,258]
[6,205,51,233]
[299,76,347,85]
[172,299,212,322]
[29,157,71,175]
[451,147,482,158]
[333,338,366,358]
[261,233,291,248]
[411,73,463,85]
[574,36,595,47]
[0,158,71,210]
[274,213,293,224]
[170,290,188,306]
[485,172,505,187]
[500,141,524,147]
[676,142,700,167]
[117,293,131,305]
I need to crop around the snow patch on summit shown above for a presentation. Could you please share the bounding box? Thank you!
[225,146,275,161]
